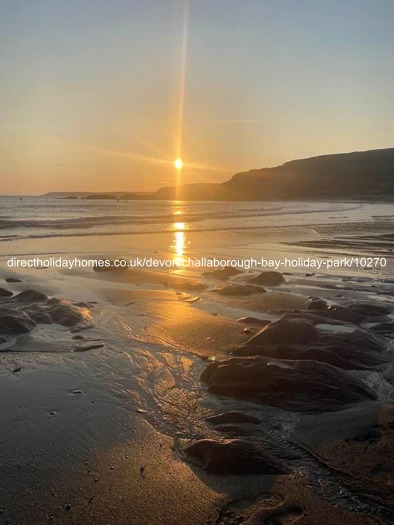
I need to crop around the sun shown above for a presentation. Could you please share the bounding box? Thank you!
[174,158,183,170]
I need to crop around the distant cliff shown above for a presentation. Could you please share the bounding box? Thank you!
[41,148,394,202]
[155,148,394,201]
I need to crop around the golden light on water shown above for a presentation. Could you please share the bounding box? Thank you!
[174,158,183,170]
[170,203,188,267]
[173,222,186,261]
[172,221,187,266]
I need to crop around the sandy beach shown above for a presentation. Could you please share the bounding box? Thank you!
[0,198,393,524]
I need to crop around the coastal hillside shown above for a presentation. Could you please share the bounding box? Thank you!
[155,148,394,201]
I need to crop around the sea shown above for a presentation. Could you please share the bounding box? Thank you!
[0,196,393,276]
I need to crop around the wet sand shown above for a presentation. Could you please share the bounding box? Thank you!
[1,224,394,524]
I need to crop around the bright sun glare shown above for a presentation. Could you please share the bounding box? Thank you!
[174,158,183,170]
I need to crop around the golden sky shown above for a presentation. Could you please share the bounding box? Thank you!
[1,0,393,194]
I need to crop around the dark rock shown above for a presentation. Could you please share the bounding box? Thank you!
[214,284,265,296]
[14,290,48,303]
[203,267,243,281]
[371,321,394,337]
[248,271,285,286]
[304,297,328,311]
[234,340,386,370]
[5,277,22,283]
[0,311,35,335]
[74,342,104,352]
[236,317,270,325]
[70,324,95,333]
[0,291,93,344]
[73,301,91,308]
[206,412,260,425]
[244,318,318,346]
[184,438,289,475]
[180,295,200,303]
[51,305,87,327]
[24,307,53,324]
[234,314,387,370]
[348,302,391,317]
[47,298,92,327]
[304,301,391,324]
[201,356,376,412]
[0,288,13,297]
[214,425,242,434]
[323,304,362,323]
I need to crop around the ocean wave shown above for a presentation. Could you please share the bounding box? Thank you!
[0,222,352,242]
[0,204,361,231]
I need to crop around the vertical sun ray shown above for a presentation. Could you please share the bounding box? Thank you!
[175,0,189,200]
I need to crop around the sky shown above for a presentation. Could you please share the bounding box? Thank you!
[1,0,393,194]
